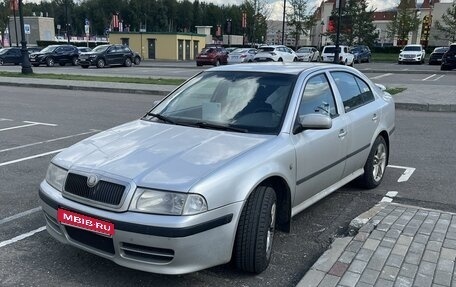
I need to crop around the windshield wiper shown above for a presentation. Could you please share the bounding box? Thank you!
[145,112,176,124]
[192,122,248,133]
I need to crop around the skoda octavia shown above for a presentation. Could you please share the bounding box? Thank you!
[39,63,395,275]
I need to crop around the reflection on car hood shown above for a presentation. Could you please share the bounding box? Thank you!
[53,120,269,191]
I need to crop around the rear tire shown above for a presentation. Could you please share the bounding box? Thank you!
[0,59,3,66]
[72,57,78,66]
[134,56,141,65]
[358,136,388,189]
[233,185,277,273]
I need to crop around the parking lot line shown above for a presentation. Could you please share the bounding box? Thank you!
[0,226,46,248]
[0,118,13,121]
[433,75,445,81]
[0,207,42,225]
[422,74,437,81]
[0,121,57,132]
[370,73,393,80]
[388,165,416,182]
[0,149,64,167]
[0,130,99,153]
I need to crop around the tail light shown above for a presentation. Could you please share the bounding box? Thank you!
[240,55,247,58]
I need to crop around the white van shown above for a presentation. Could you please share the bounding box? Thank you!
[321,45,354,66]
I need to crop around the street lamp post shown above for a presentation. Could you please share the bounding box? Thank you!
[333,0,342,64]
[281,0,286,44]
[18,0,33,74]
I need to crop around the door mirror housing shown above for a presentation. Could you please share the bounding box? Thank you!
[293,114,332,134]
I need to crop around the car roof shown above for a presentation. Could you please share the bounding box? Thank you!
[205,62,348,75]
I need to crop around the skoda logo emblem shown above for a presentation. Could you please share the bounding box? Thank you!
[87,175,99,188]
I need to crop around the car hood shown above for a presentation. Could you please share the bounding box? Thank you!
[53,120,270,192]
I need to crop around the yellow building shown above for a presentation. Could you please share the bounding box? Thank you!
[108,32,207,61]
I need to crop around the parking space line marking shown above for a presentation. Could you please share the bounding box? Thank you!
[388,165,416,182]
[0,226,46,248]
[422,74,436,81]
[0,123,41,132]
[0,207,42,225]
[433,75,445,81]
[0,118,13,121]
[0,149,64,167]
[22,121,58,127]
[0,130,99,153]
[370,73,393,80]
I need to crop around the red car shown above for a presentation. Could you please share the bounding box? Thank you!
[196,46,228,66]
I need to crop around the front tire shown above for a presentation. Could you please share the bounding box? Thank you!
[46,57,55,67]
[233,185,277,273]
[96,58,105,68]
[358,136,388,189]
[124,57,132,67]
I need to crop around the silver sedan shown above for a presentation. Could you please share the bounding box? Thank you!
[39,63,395,275]
[227,48,257,64]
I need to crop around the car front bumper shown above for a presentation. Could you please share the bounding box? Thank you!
[39,180,242,275]
[78,57,98,66]
[398,56,422,63]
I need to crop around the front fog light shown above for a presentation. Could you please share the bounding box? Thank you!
[45,163,67,192]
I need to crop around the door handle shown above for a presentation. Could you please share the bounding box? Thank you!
[338,129,347,138]
[372,113,378,121]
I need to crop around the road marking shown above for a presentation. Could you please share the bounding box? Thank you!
[0,121,57,132]
[370,73,393,80]
[0,207,42,225]
[433,75,445,81]
[381,191,399,203]
[0,149,64,167]
[386,191,398,197]
[422,74,437,81]
[0,226,46,248]
[381,197,393,203]
[0,118,13,121]
[0,130,99,153]
[388,165,416,182]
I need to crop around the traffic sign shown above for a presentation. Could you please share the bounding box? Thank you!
[24,24,30,34]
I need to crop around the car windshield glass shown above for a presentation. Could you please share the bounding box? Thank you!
[145,71,296,135]
[298,48,311,52]
[403,46,421,51]
[258,47,275,52]
[41,46,57,53]
[92,45,109,52]
[434,47,448,53]
[0,49,7,55]
[232,49,248,53]
[323,47,340,53]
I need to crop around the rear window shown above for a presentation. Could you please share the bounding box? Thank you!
[323,47,340,54]
[258,47,275,52]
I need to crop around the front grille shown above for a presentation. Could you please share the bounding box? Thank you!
[64,173,125,206]
[404,54,416,59]
[66,226,115,254]
[120,242,174,264]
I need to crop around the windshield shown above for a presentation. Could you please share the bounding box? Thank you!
[403,46,421,51]
[92,45,109,52]
[40,45,58,53]
[297,47,311,53]
[145,71,296,135]
[434,47,448,53]
[0,49,7,55]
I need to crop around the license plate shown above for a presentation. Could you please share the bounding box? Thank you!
[30,58,35,62]
[57,208,115,237]
[200,55,207,58]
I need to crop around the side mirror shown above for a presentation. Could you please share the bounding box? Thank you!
[375,83,387,91]
[293,114,332,134]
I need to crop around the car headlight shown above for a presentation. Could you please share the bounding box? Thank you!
[89,55,97,58]
[130,188,208,215]
[45,163,67,192]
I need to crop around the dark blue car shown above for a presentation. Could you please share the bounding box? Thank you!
[350,45,371,63]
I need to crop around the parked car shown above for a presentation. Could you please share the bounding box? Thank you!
[78,44,134,68]
[440,43,456,70]
[295,46,319,62]
[225,47,237,54]
[39,63,395,275]
[196,46,228,66]
[29,44,79,67]
[397,44,425,64]
[0,47,22,65]
[227,48,257,64]
[350,45,372,63]
[428,47,449,65]
[254,45,298,62]
[321,45,355,66]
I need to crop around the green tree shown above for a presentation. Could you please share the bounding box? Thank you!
[328,0,378,47]
[386,0,420,45]
[0,0,9,46]
[287,0,315,49]
[434,2,456,43]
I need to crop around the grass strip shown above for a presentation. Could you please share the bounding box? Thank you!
[386,87,407,95]
[0,71,185,86]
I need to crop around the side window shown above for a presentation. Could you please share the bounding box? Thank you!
[355,77,375,103]
[331,72,371,112]
[298,74,338,118]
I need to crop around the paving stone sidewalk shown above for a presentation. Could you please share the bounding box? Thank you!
[297,203,456,287]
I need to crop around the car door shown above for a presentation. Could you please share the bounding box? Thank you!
[329,71,381,178]
[291,72,350,206]
[106,46,119,65]
[54,46,65,63]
